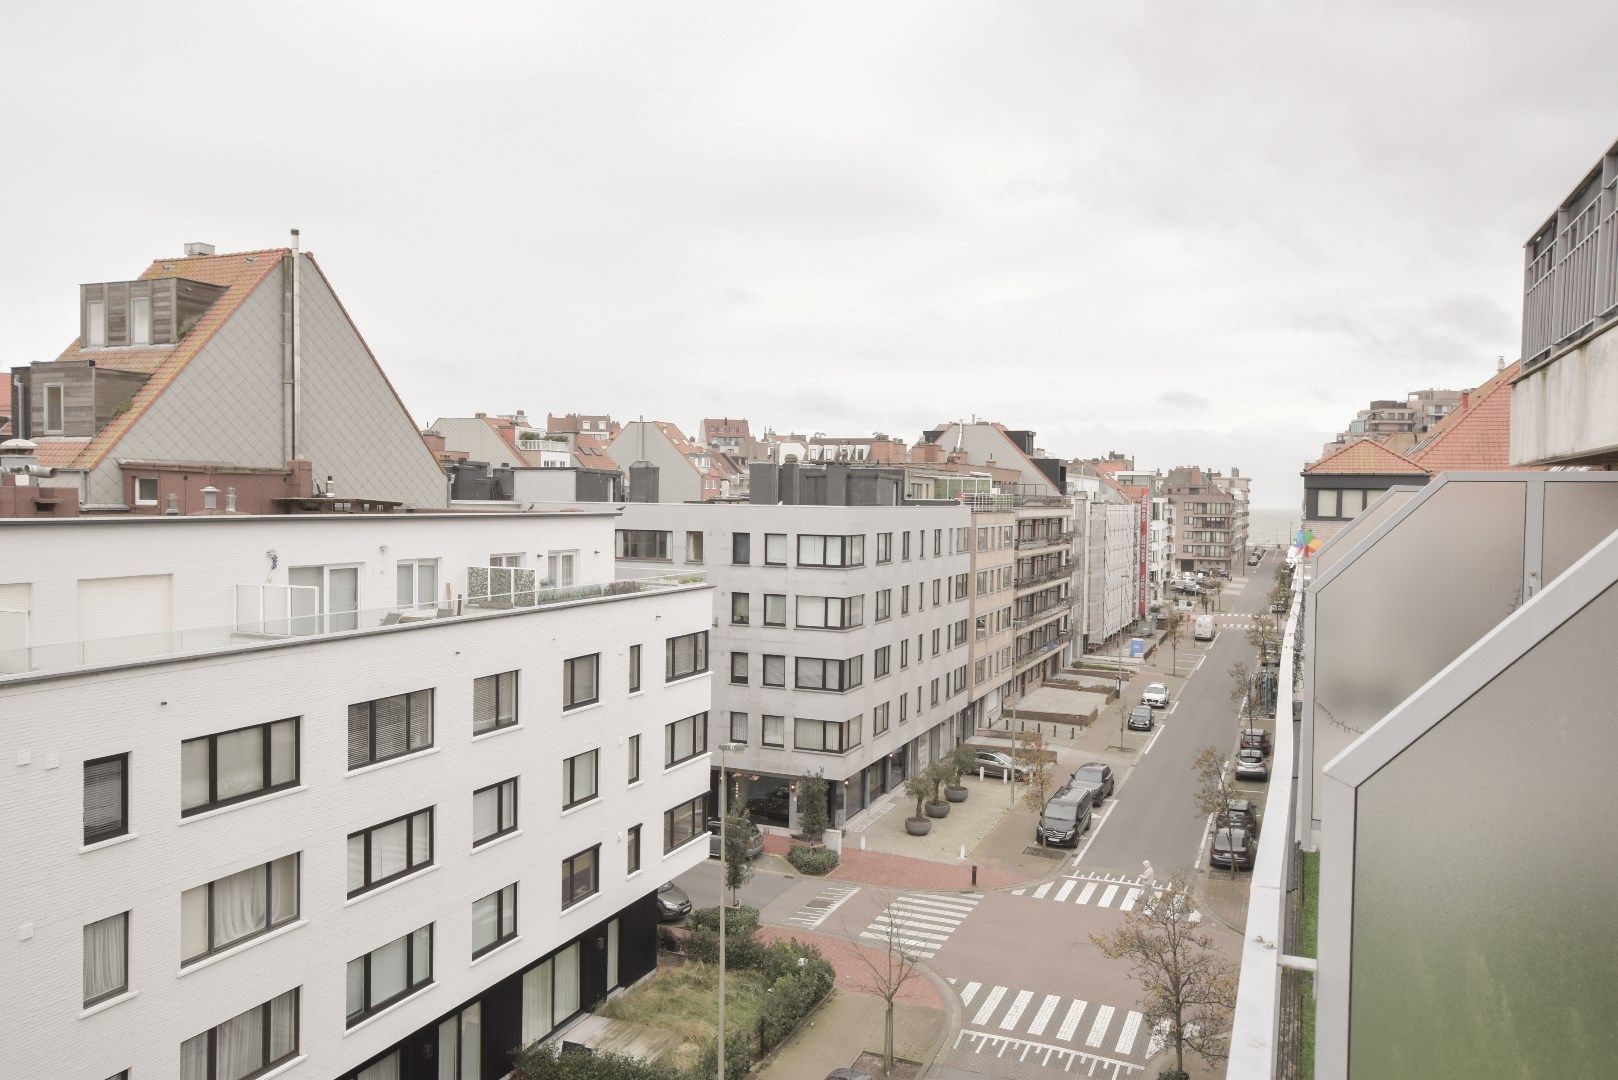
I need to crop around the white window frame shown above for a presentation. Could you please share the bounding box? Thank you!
[395,558,440,611]
[43,383,65,434]
[547,551,577,587]
[133,476,158,506]
[130,296,151,346]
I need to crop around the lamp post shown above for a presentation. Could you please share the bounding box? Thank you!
[714,740,744,1080]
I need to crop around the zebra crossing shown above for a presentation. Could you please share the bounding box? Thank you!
[784,883,860,930]
[857,891,979,959]
[949,978,1160,1075]
[1008,873,1201,922]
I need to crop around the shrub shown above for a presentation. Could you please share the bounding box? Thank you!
[685,906,764,969]
[513,1042,685,1080]
[797,770,830,841]
[691,1031,751,1080]
[786,846,839,876]
[656,924,682,952]
[757,939,836,1052]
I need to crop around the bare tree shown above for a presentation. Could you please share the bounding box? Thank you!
[1090,873,1238,1076]
[1164,608,1185,671]
[1192,746,1239,879]
[1014,729,1054,811]
[1245,614,1278,654]
[1227,661,1257,725]
[721,806,754,907]
[846,903,928,1077]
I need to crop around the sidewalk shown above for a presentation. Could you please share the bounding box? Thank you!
[755,925,949,1079]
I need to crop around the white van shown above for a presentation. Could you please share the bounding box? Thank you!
[1193,615,1215,641]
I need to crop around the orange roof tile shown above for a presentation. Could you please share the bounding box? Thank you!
[1409,361,1538,473]
[35,249,285,471]
[573,433,619,472]
[1305,438,1428,476]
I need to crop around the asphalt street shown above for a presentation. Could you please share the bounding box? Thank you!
[1078,553,1281,881]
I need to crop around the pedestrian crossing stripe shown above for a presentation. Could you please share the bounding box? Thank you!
[858,891,979,959]
[785,884,860,930]
[1010,873,1202,921]
[948,981,1152,1067]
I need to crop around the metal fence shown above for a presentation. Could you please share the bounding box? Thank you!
[1523,163,1618,369]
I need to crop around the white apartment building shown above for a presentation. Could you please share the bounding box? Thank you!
[0,511,712,1080]
[1114,469,1170,613]
[613,498,973,829]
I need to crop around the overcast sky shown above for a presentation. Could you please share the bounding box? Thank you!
[6,1,1618,508]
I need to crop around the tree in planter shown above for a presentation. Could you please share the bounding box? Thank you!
[1192,745,1240,879]
[1014,730,1054,812]
[925,760,952,816]
[1090,873,1237,1077]
[903,770,935,833]
[722,806,754,907]
[797,769,830,843]
[945,742,977,800]
[1164,607,1185,671]
[847,901,929,1076]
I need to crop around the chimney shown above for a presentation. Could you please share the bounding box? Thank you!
[164,493,180,515]
[225,486,238,513]
[1,438,38,475]
[183,242,215,257]
[1461,390,1471,414]
[201,485,220,513]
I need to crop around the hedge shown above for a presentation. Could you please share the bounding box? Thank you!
[786,846,839,875]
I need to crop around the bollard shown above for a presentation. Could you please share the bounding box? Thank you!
[978,766,985,781]
[959,844,966,861]
[971,865,978,887]
[859,835,866,850]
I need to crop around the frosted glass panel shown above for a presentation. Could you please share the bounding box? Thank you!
[1314,488,1418,579]
[1312,481,1525,820]
[1350,583,1618,1078]
[1542,480,1618,585]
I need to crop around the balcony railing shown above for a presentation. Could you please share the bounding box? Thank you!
[0,571,707,680]
[1523,152,1618,370]
[1015,529,1073,550]
[1015,564,1071,590]
[1014,606,1068,632]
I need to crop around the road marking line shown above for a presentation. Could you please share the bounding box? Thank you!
[1192,813,1215,872]
[1097,884,1119,908]
[1115,1011,1143,1055]
[1168,700,1178,715]
[973,985,1007,1026]
[1142,725,1165,756]
[1076,882,1098,905]
[894,895,978,913]
[1033,881,1053,899]
[1055,880,1077,902]
[960,1028,1144,1076]
[1028,994,1061,1036]
[858,932,937,955]
[1058,1000,1087,1041]
[1012,887,1026,896]
[867,918,951,941]
[1000,990,1034,1030]
[1086,1005,1115,1048]
[960,980,981,1006]
[1120,887,1142,912]
[884,908,967,929]
[1071,800,1116,865]
[795,884,860,929]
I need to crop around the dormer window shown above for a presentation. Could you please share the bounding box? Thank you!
[80,278,225,348]
[130,297,151,346]
[85,302,106,347]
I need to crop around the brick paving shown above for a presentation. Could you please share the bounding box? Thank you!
[757,924,947,1009]
[763,832,1030,889]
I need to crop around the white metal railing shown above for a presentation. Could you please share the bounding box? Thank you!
[0,572,708,681]
[1227,573,1304,1077]
[1523,174,1618,367]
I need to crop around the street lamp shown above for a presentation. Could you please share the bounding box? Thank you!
[715,740,744,1080]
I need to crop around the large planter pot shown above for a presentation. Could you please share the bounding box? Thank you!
[944,785,969,803]
[925,800,950,819]
[905,817,933,836]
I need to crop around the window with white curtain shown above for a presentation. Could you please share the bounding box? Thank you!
[763,593,786,626]
[347,690,433,769]
[665,632,708,681]
[437,1001,481,1080]
[562,846,599,907]
[347,808,433,896]
[180,987,298,1080]
[83,753,128,845]
[182,854,299,964]
[472,670,518,735]
[764,533,787,565]
[357,1052,401,1080]
[547,551,576,587]
[554,942,581,1021]
[563,750,599,809]
[664,713,708,767]
[181,718,298,815]
[83,912,127,1006]
[762,714,785,747]
[522,959,554,1043]
[395,559,439,610]
[763,654,785,686]
[473,778,518,845]
[472,883,518,956]
[563,653,599,709]
[729,712,748,743]
[346,925,432,1026]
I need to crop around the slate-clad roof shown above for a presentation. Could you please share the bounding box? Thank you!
[33,249,285,472]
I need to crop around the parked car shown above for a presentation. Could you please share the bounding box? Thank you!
[1234,748,1269,781]
[1141,682,1170,708]
[1247,553,1262,566]
[1218,799,1260,836]
[1240,728,1273,756]
[1260,641,1280,668]
[974,749,1030,781]
[656,881,692,922]
[1193,615,1215,641]
[1209,826,1255,870]
[1068,762,1115,800]
[1035,793,1092,847]
[1128,705,1155,731]
[709,818,765,860]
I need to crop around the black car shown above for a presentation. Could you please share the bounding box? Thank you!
[1209,826,1255,870]
[1068,762,1115,802]
[655,881,692,922]
[1128,705,1154,731]
[1217,799,1259,836]
[1035,794,1091,847]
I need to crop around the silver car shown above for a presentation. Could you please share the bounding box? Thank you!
[974,750,1030,781]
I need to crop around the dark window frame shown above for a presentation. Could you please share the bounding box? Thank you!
[472,671,519,735]
[627,825,642,874]
[794,655,864,692]
[665,631,709,682]
[730,651,748,685]
[347,807,435,897]
[664,712,709,768]
[346,925,433,1027]
[83,752,129,845]
[629,644,642,694]
[732,533,751,564]
[615,529,670,560]
[731,591,749,625]
[562,750,599,810]
[663,796,706,853]
[563,653,600,710]
[628,734,641,785]
[82,911,129,1007]
[472,778,519,846]
[762,714,785,747]
[182,989,300,1080]
[561,847,600,909]
[183,717,301,816]
[347,691,433,771]
[182,854,300,966]
[472,883,519,957]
